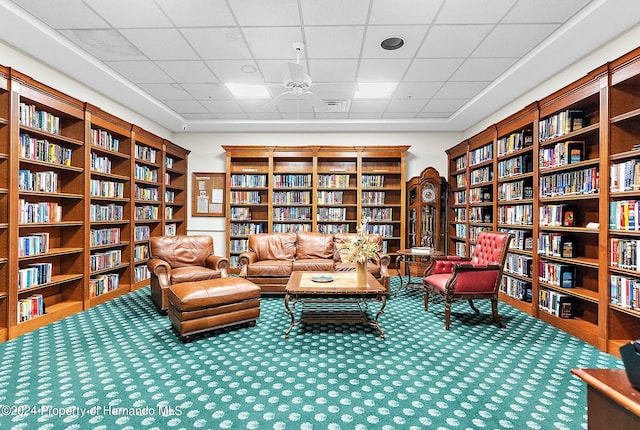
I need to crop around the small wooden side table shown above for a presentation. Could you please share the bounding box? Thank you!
[571,368,640,430]
[394,248,442,297]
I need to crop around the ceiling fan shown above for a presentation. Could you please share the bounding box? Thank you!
[266,41,327,112]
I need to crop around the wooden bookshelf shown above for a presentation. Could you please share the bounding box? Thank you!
[443,46,640,356]
[0,66,189,342]
[224,145,408,272]
[163,140,189,237]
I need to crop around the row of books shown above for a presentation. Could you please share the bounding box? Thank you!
[273,174,312,188]
[165,223,176,236]
[362,175,384,188]
[19,134,72,166]
[452,190,466,205]
[229,239,248,252]
[469,206,491,223]
[165,207,173,219]
[610,274,640,310]
[230,174,267,188]
[134,144,157,163]
[18,294,44,323]
[497,154,533,178]
[90,203,124,222]
[470,166,493,185]
[454,155,467,171]
[134,265,150,282]
[610,159,640,192]
[230,223,264,236]
[134,226,150,241]
[230,191,261,204]
[539,166,599,197]
[539,141,584,169]
[19,103,60,134]
[454,208,467,222]
[497,129,533,156]
[134,185,159,201]
[90,179,125,199]
[90,249,122,272]
[135,205,158,221]
[90,128,120,152]
[134,163,158,182]
[362,207,392,221]
[18,263,52,290]
[273,206,311,221]
[317,224,351,234]
[500,276,532,302]
[497,204,533,226]
[470,187,492,203]
[539,289,575,319]
[501,228,533,251]
[539,262,575,288]
[89,274,119,298]
[538,232,574,258]
[362,191,385,205]
[469,226,490,242]
[164,173,171,186]
[272,191,311,204]
[365,224,394,237]
[272,223,311,233]
[539,109,584,142]
[470,143,493,166]
[610,238,640,270]
[90,152,112,174]
[505,253,533,277]
[90,227,120,247]
[230,207,252,220]
[497,180,533,201]
[18,232,50,257]
[18,200,62,224]
[539,204,574,227]
[317,207,346,221]
[18,169,58,193]
[317,191,345,204]
[317,174,350,188]
[134,244,149,261]
[165,190,175,202]
[165,156,174,169]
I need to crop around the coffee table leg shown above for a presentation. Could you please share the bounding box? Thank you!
[373,295,387,340]
[395,255,404,297]
[284,293,295,340]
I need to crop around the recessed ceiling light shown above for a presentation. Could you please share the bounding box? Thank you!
[224,83,270,99]
[241,65,257,74]
[354,83,398,99]
[381,37,405,51]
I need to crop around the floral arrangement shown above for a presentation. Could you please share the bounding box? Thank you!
[338,220,381,264]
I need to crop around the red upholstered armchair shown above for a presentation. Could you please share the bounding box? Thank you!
[423,231,512,330]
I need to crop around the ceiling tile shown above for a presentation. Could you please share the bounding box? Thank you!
[155,61,219,83]
[416,111,451,118]
[403,58,464,81]
[450,58,518,81]
[357,59,411,82]
[206,60,263,83]
[155,0,236,27]
[369,0,443,25]
[200,100,243,113]
[105,61,173,83]
[312,83,358,100]
[59,29,145,61]
[237,99,279,113]
[273,99,315,113]
[421,98,467,113]
[386,98,428,113]
[435,0,517,24]
[300,0,370,25]
[138,83,191,100]
[417,25,493,58]
[83,0,173,28]
[13,0,109,29]
[243,27,304,59]
[361,25,428,58]
[181,28,252,60]
[304,26,364,58]
[180,83,231,100]
[350,100,389,112]
[255,60,292,83]
[393,82,442,99]
[503,0,591,23]
[307,60,358,82]
[164,100,209,114]
[435,81,490,98]
[473,23,559,58]
[229,0,300,26]
[119,29,199,61]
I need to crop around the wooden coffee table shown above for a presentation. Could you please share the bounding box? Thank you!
[284,271,389,340]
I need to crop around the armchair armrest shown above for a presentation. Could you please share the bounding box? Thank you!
[238,251,258,278]
[205,255,229,278]
[425,255,471,276]
[147,258,171,288]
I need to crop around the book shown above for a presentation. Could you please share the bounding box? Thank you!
[561,266,575,288]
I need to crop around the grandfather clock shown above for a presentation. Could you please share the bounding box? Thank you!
[406,167,446,251]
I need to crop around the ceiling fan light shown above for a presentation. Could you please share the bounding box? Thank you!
[225,83,271,99]
[381,37,405,50]
[354,82,398,99]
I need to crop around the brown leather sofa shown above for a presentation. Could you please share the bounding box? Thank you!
[238,231,390,294]
[148,235,229,313]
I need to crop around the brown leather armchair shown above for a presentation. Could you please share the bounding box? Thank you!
[148,235,229,313]
[423,231,511,330]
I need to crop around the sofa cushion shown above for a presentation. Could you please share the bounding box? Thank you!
[296,231,334,259]
[248,233,296,261]
[292,258,335,272]
[150,235,214,268]
[170,267,221,284]
[246,260,293,277]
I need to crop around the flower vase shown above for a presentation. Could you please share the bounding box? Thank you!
[356,261,368,289]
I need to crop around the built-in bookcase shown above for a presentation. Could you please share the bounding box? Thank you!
[0,66,188,342]
[163,141,189,238]
[444,46,640,356]
[224,146,407,273]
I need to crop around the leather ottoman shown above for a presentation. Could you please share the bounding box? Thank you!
[167,277,260,341]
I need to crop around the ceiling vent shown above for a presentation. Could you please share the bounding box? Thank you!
[322,100,351,113]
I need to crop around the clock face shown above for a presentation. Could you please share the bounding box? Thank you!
[422,183,436,202]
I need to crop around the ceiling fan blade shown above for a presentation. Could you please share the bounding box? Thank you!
[264,91,292,108]
[303,91,327,112]
[288,61,304,83]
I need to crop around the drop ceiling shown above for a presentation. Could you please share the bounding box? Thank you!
[1,0,639,132]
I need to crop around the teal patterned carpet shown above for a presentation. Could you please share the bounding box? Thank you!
[0,278,623,430]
